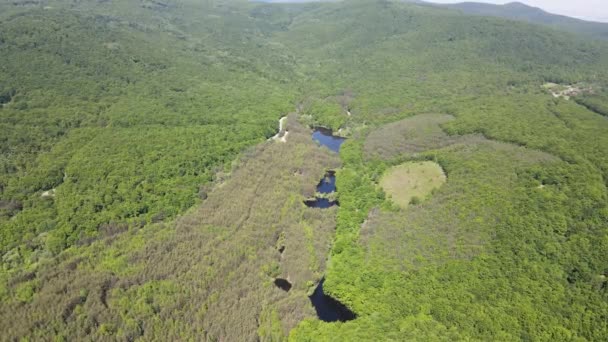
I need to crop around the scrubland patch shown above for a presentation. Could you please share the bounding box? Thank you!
[364,113,459,160]
[359,138,561,276]
[0,118,341,341]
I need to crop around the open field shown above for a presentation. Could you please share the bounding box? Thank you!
[380,161,446,208]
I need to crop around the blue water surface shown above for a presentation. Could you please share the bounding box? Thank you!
[312,127,346,153]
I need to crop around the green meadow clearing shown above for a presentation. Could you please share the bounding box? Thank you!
[380,161,446,208]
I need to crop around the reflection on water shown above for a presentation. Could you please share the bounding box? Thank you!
[312,127,346,153]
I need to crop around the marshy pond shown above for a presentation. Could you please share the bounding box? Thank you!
[305,128,345,208]
[306,128,355,322]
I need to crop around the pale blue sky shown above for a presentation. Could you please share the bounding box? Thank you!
[425,1,607,22]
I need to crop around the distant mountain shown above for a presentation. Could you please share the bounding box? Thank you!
[427,1,608,40]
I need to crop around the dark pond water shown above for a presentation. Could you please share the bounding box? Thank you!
[309,279,356,322]
[304,198,338,209]
[304,171,338,209]
[274,278,292,292]
[312,127,346,153]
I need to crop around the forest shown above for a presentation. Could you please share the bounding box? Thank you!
[1,0,608,341]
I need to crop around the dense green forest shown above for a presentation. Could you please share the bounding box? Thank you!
[1,0,608,340]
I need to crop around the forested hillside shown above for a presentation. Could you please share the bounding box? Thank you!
[0,0,298,257]
[1,0,608,341]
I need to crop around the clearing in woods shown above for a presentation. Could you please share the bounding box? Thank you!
[380,161,446,208]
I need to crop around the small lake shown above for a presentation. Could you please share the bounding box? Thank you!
[309,279,356,322]
[312,127,346,153]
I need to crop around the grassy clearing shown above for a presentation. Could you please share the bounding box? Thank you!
[380,161,446,209]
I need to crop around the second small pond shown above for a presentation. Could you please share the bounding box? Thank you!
[304,171,338,209]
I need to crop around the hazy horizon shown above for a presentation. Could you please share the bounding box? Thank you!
[430,0,608,23]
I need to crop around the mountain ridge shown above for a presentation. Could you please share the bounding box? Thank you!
[422,0,608,39]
